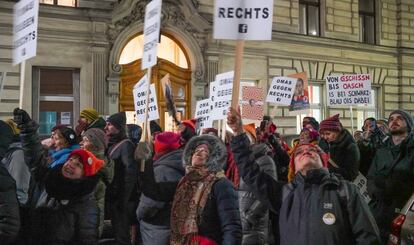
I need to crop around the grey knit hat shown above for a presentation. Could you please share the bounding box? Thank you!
[388,110,414,132]
[83,128,107,151]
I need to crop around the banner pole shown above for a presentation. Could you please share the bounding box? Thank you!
[350,106,354,135]
[140,68,152,172]
[19,61,25,108]
[221,119,226,142]
[217,119,222,138]
[231,40,245,109]
[0,72,7,99]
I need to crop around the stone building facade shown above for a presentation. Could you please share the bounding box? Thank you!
[0,0,414,135]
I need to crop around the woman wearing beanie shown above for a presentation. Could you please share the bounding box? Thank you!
[75,108,106,137]
[319,114,360,181]
[135,132,185,245]
[80,128,113,238]
[14,108,105,244]
[49,126,80,168]
[138,134,242,244]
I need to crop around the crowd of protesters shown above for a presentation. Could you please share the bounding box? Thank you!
[0,105,413,245]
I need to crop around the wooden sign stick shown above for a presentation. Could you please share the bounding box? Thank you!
[140,68,152,172]
[231,40,245,109]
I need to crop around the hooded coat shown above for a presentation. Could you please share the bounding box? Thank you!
[139,135,242,245]
[231,133,381,245]
[320,128,360,181]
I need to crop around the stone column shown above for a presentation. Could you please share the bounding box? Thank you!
[92,46,109,114]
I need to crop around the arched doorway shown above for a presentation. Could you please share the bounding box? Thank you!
[118,34,191,131]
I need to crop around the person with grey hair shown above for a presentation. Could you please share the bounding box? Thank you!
[137,134,242,245]
[368,109,414,243]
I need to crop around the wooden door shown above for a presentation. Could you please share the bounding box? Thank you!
[119,58,191,131]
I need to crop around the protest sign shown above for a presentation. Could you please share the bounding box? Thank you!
[266,77,298,106]
[213,0,274,40]
[326,74,371,106]
[13,0,39,65]
[133,75,159,124]
[141,0,162,70]
[211,72,233,120]
[241,86,264,120]
[288,72,310,113]
[195,99,213,129]
[353,173,371,204]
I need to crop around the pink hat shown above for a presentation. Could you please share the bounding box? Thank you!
[319,114,342,132]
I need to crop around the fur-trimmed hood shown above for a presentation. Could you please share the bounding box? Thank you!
[182,134,227,172]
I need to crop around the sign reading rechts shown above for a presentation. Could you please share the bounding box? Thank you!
[266,77,297,106]
[213,0,274,40]
[13,0,39,65]
[141,0,162,70]
[195,99,213,129]
[133,75,159,123]
[326,74,371,106]
[211,71,234,120]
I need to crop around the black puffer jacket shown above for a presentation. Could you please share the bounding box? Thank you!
[0,164,20,245]
[231,133,381,245]
[136,149,185,226]
[239,143,277,244]
[139,135,242,245]
[320,129,360,181]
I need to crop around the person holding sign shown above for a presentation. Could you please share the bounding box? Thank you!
[138,134,242,244]
[227,107,381,245]
[319,114,360,181]
[367,110,414,244]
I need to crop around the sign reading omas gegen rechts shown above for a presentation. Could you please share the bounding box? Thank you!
[13,0,39,65]
[133,75,160,124]
[326,74,371,106]
[142,0,162,70]
[213,0,274,40]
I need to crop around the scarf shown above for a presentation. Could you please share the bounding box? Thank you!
[170,166,224,245]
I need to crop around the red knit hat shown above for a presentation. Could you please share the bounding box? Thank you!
[288,143,329,182]
[319,114,342,132]
[154,132,181,159]
[68,149,104,177]
[182,119,197,133]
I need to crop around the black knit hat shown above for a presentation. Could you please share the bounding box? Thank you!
[389,110,414,132]
[150,121,162,135]
[57,127,78,146]
[107,112,126,131]
[303,116,320,131]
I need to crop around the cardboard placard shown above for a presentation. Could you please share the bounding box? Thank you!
[141,0,162,70]
[133,75,159,124]
[213,0,274,40]
[13,0,39,65]
[241,86,264,120]
[266,77,298,106]
[326,74,371,106]
[195,99,213,129]
[288,72,310,112]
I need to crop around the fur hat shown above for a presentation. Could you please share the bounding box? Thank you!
[80,108,99,123]
[68,149,104,177]
[319,114,342,132]
[183,134,227,173]
[388,110,414,132]
[154,132,181,159]
[287,143,329,182]
[83,128,107,151]
[57,127,78,146]
[107,112,126,131]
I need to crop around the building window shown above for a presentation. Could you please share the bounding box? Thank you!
[32,68,80,135]
[359,0,376,44]
[296,83,323,133]
[299,0,320,36]
[39,0,78,7]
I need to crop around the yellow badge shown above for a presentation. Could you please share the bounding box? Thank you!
[322,212,336,225]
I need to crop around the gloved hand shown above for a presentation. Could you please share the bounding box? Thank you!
[134,142,152,161]
[13,108,32,127]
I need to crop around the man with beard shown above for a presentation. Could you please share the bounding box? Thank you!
[367,110,414,243]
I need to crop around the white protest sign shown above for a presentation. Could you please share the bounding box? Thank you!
[13,0,39,65]
[326,74,371,106]
[195,99,213,129]
[352,172,371,203]
[211,71,234,120]
[213,0,274,40]
[266,77,297,106]
[141,0,162,70]
[133,75,159,123]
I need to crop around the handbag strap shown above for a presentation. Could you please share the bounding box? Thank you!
[109,139,132,158]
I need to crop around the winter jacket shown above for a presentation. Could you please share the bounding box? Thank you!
[19,121,100,244]
[0,164,20,245]
[357,129,387,176]
[1,142,31,205]
[231,133,381,245]
[239,143,277,245]
[320,129,360,181]
[367,133,414,240]
[136,149,185,226]
[139,135,242,245]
